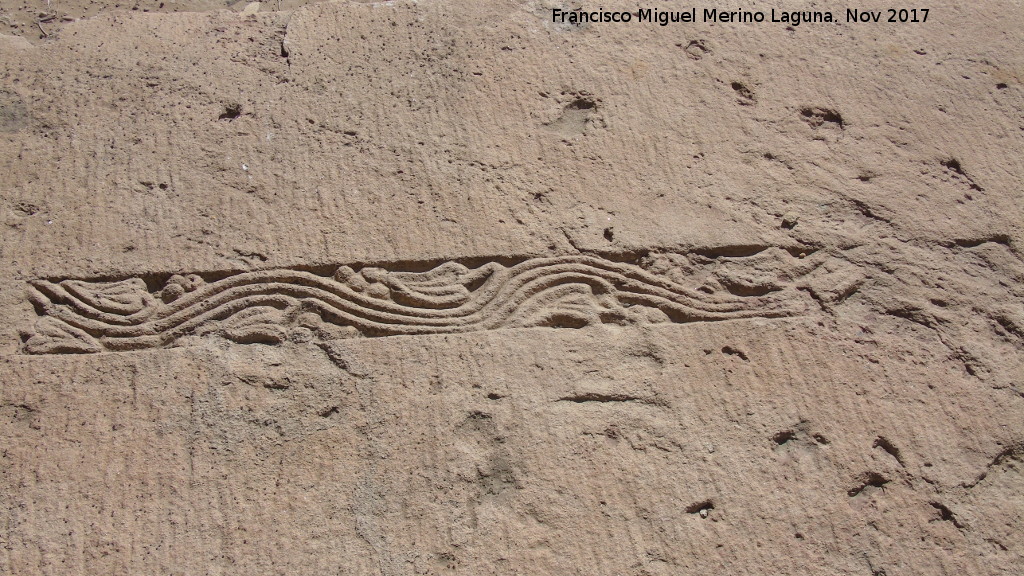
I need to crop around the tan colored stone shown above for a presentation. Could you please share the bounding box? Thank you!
[1,1,1022,574]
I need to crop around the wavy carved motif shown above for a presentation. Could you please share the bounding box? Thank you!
[22,252,827,354]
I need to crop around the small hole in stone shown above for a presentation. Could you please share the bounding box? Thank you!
[219,103,242,120]
[773,430,797,445]
[685,500,715,517]
[941,158,966,175]
[567,98,596,111]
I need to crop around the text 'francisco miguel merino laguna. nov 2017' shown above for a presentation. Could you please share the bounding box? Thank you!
[551,8,931,26]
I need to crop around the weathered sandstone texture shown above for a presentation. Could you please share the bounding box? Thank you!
[1,0,1022,574]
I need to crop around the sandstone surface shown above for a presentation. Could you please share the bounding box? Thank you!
[1,1,1023,574]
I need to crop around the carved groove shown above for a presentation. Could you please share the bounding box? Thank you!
[21,254,817,354]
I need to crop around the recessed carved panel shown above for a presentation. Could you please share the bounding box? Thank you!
[21,251,831,354]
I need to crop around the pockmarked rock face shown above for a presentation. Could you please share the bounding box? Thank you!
[1,0,1023,575]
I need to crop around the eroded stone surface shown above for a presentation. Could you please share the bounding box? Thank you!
[1,1,1022,574]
